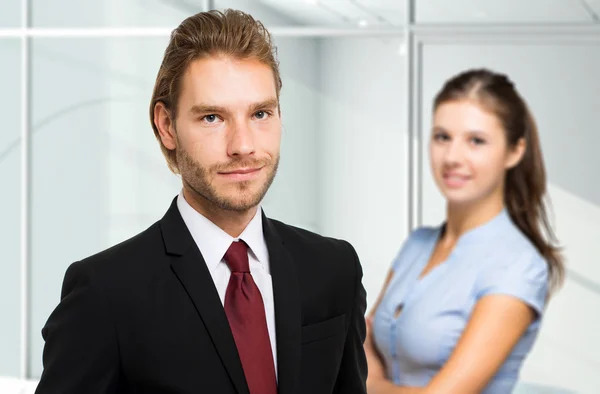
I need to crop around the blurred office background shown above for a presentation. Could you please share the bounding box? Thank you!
[1,0,599,392]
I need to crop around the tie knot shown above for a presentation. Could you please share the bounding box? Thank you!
[224,241,250,273]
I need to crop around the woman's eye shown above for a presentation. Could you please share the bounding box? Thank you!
[434,133,449,141]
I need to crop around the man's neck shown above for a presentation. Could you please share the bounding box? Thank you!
[182,187,258,238]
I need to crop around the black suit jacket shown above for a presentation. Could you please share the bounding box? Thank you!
[35,198,367,394]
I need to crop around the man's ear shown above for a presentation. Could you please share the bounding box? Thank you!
[154,102,176,150]
[506,137,526,169]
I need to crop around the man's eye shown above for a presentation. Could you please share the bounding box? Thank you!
[255,111,271,120]
[203,114,218,123]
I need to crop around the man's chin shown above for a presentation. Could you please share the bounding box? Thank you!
[218,199,262,212]
[213,191,265,212]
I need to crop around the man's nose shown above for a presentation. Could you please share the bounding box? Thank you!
[227,119,256,157]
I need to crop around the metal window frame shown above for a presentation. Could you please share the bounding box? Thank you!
[19,0,31,381]
[6,0,600,379]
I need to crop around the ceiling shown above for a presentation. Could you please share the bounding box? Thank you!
[215,0,600,27]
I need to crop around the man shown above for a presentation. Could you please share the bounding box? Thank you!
[35,9,367,394]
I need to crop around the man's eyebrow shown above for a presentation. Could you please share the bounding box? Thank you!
[189,104,228,115]
[249,98,279,112]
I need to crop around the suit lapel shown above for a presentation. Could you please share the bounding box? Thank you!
[160,198,249,394]
[263,214,301,394]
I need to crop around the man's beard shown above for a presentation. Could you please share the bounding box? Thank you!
[176,146,279,212]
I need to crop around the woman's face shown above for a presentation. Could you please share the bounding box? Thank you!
[429,99,524,208]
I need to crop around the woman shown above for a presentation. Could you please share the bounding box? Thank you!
[366,68,564,394]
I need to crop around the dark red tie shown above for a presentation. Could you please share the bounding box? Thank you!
[223,241,277,394]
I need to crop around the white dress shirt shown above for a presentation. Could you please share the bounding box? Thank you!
[176,192,278,375]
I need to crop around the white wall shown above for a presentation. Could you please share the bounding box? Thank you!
[0,0,20,27]
[31,0,190,27]
[316,36,407,311]
[30,37,116,378]
[420,42,600,394]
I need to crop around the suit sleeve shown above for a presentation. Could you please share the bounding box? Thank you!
[35,261,121,394]
[333,241,368,394]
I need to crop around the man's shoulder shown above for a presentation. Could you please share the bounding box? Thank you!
[76,220,164,273]
[268,218,357,259]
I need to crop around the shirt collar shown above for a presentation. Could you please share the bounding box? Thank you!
[238,206,269,267]
[176,191,268,273]
[438,207,511,246]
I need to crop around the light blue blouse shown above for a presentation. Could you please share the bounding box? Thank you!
[372,209,549,393]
